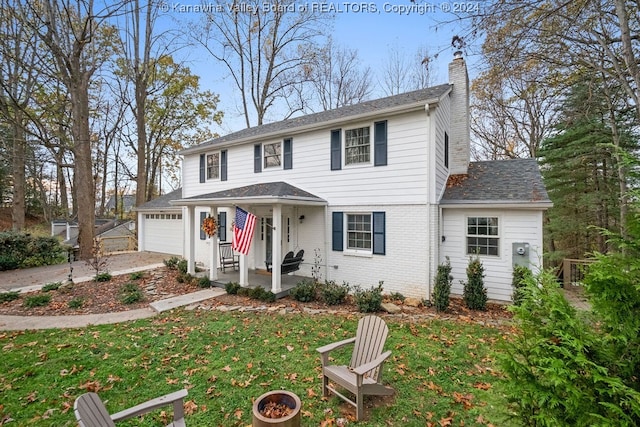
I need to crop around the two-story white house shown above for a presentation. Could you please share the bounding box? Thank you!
[137,53,551,302]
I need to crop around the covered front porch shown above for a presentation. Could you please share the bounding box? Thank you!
[170,182,327,297]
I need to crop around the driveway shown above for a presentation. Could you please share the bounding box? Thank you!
[0,251,172,292]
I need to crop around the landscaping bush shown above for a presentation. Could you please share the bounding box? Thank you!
[119,282,145,304]
[500,269,640,426]
[42,282,63,292]
[129,271,145,280]
[432,258,453,312]
[0,291,20,303]
[23,294,51,308]
[198,276,212,288]
[388,292,405,302]
[319,280,349,305]
[0,231,65,270]
[225,282,241,295]
[237,286,251,297]
[463,256,487,310]
[247,287,276,303]
[94,272,112,282]
[511,265,532,306]
[290,280,317,302]
[163,256,181,270]
[68,298,84,309]
[353,282,384,313]
[177,259,188,275]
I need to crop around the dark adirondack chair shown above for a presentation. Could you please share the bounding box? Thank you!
[74,389,188,427]
[316,315,394,420]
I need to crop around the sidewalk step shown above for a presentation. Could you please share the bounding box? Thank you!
[149,288,226,313]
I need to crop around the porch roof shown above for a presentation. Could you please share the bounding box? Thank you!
[169,181,327,207]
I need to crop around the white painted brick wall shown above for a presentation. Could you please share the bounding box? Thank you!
[448,53,470,175]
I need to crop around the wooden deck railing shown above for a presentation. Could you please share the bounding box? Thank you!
[558,258,596,287]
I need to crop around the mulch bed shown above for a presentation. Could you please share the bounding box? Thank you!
[0,267,512,323]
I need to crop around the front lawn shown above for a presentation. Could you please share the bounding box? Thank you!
[0,310,513,426]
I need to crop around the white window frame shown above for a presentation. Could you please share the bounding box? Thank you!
[263,142,282,169]
[346,213,373,254]
[206,152,220,180]
[344,126,371,165]
[466,216,500,256]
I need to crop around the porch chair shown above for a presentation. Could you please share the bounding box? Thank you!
[316,315,394,420]
[74,389,188,427]
[219,242,239,272]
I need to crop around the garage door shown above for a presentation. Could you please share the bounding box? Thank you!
[143,213,183,255]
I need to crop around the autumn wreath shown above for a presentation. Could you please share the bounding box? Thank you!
[201,216,217,237]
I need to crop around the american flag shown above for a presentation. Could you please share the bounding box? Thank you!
[232,207,256,255]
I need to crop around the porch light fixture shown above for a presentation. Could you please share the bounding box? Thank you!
[298,215,305,223]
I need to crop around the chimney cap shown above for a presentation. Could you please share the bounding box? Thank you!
[453,50,463,59]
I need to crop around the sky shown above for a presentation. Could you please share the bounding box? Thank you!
[155,0,484,134]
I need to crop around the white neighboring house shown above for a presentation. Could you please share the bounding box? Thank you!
[137,53,551,302]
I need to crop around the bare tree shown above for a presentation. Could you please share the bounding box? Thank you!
[380,42,435,96]
[27,0,121,258]
[305,39,372,111]
[0,0,40,230]
[195,0,329,127]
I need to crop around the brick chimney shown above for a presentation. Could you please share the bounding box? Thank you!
[448,51,470,175]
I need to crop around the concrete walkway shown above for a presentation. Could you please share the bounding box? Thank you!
[0,251,227,331]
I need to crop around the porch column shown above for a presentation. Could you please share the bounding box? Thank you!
[209,207,218,281]
[185,205,196,274]
[271,204,282,294]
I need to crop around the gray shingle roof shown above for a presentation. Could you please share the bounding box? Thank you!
[179,182,325,202]
[181,84,452,155]
[135,188,183,210]
[440,159,551,205]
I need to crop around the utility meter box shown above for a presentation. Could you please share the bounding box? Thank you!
[512,242,530,267]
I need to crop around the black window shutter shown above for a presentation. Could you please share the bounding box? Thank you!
[221,150,228,181]
[372,212,385,255]
[254,144,262,173]
[332,212,343,251]
[283,138,292,170]
[374,120,387,166]
[199,154,205,182]
[330,129,342,170]
[199,212,207,240]
[444,132,449,168]
[218,211,227,241]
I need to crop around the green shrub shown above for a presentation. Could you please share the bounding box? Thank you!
[225,282,241,295]
[42,282,63,292]
[388,292,405,302]
[94,272,112,282]
[511,265,532,306]
[129,271,145,280]
[353,282,384,313]
[320,280,349,305]
[68,298,84,309]
[500,269,640,426]
[198,276,212,288]
[163,256,181,270]
[290,280,317,302]
[432,258,453,312]
[119,282,145,304]
[0,291,20,303]
[247,287,276,303]
[463,256,487,310]
[0,231,66,271]
[177,259,188,275]
[237,287,251,297]
[176,273,194,284]
[23,294,51,308]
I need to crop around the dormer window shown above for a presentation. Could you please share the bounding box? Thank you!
[345,127,370,165]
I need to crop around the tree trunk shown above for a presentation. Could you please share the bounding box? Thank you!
[11,119,25,230]
[71,71,95,259]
